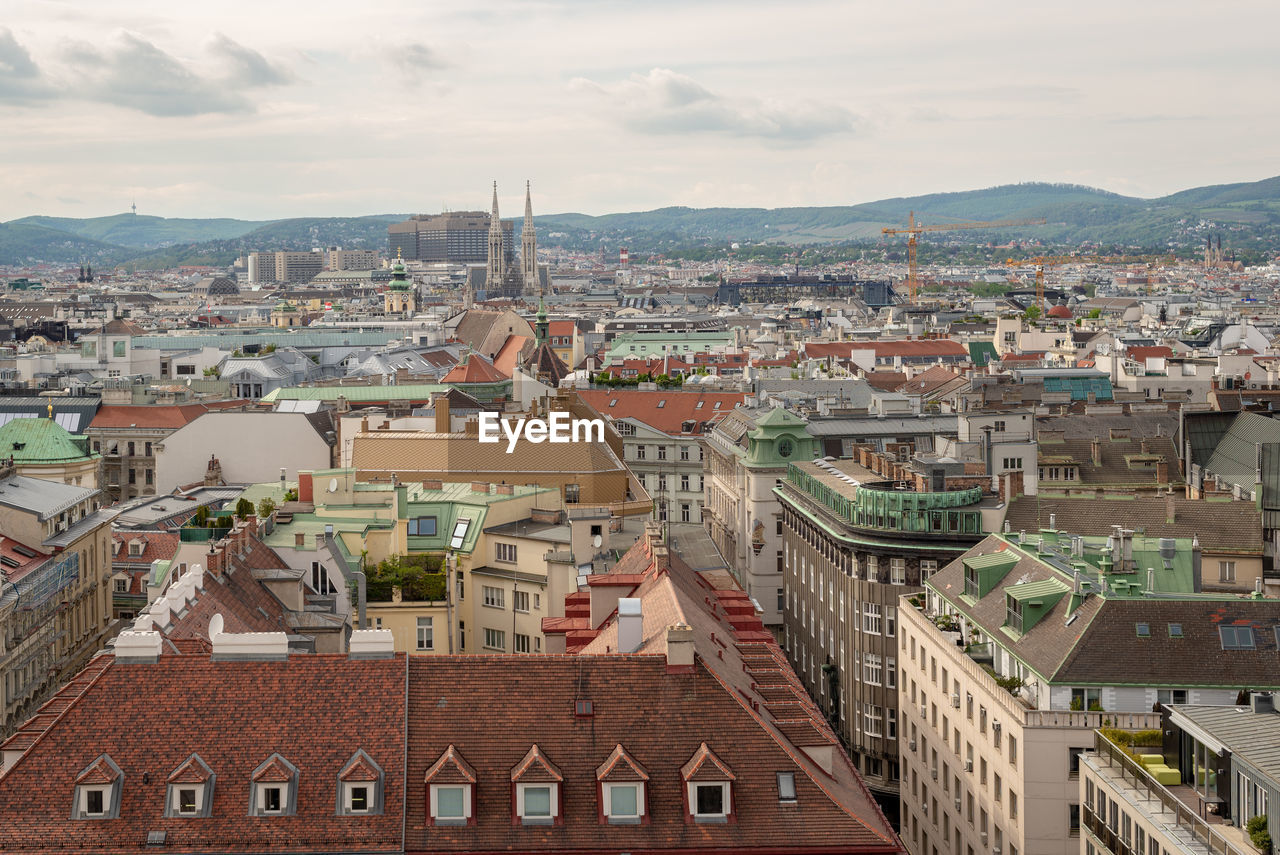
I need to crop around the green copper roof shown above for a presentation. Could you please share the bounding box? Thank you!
[0,417,96,463]
[1006,577,1070,602]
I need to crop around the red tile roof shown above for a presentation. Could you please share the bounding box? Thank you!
[576,390,747,436]
[806,339,968,360]
[442,354,507,384]
[88,402,247,431]
[1125,345,1174,362]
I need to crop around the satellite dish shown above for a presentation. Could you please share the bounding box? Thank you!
[592,534,602,548]
[328,477,338,493]
[208,613,224,638]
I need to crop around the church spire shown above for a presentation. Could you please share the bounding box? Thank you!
[521,180,539,296]
[486,181,504,290]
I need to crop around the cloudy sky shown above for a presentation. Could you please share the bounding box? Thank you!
[1,0,1276,221]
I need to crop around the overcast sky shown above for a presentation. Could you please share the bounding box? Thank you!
[1,0,1276,221]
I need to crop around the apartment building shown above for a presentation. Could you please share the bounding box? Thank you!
[0,468,115,736]
[704,406,819,626]
[325,248,378,271]
[576,389,747,526]
[777,456,993,805]
[248,250,324,284]
[899,529,1280,855]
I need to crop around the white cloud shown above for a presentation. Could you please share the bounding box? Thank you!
[571,68,858,142]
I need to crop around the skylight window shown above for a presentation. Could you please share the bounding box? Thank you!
[656,400,666,408]
[450,518,471,549]
[1220,625,1255,650]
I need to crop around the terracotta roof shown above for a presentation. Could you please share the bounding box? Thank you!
[88,402,246,431]
[576,390,747,436]
[1126,345,1174,362]
[0,654,406,854]
[492,335,531,378]
[897,365,963,396]
[806,339,968,360]
[441,354,507,385]
[111,531,181,567]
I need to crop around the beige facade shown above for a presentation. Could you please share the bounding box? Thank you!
[898,602,1161,855]
[326,249,378,271]
[0,474,114,737]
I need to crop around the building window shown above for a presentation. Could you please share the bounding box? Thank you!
[657,445,667,461]
[430,785,471,825]
[114,578,129,593]
[921,559,938,581]
[680,474,690,492]
[1005,596,1023,633]
[690,782,729,821]
[680,445,691,461]
[408,516,437,536]
[863,653,883,686]
[603,782,643,823]
[417,617,434,651]
[1220,625,1255,649]
[514,633,531,653]
[496,543,518,564]
[1219,561,1236,582]
[890,558,906,586]
[862,603,882,634]
[681,503,691,522]
[517,783,558,824]
[514,590,530,613]
[1157,689,1188,705]
[636,445,646,460]
[337,750,385,816]
[863,703,883,736]
[483,586,505,609]
[483,628,506,650]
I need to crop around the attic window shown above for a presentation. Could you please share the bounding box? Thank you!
[575,699,594,717]
[1135,623,1150,638]
[450,518,471,549]
[777,771,797,803]
[695,401,704,409]
[165,754,214,818]
[656,400,666,408]
[250,754,299,817]
[713,402,721,408]
[1168,623,1183,638]
[609,399,618,407]
[1220,625,1255,650]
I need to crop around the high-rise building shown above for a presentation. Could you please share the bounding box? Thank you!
[325,248,378,271]
[387,211,512,264]
[246,251,324,284]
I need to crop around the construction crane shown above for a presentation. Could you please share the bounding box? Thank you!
[1004,255,1175,314]
[882,212,1047,305]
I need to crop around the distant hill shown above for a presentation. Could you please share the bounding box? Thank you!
[535,177,1280,252]
[5,176,1279,267]
[10,213,270,249]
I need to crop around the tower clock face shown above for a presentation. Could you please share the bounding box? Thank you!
[778,438,795,459]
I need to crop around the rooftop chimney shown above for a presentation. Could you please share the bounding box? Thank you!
[665,623,695,672]
[114,630,163,664]
[209,613,289,661]
[436,395,451,434]
[1166,494,1176,524]
[348,629,395,659]
[1091,437,1103,467]
[618,598,644,653]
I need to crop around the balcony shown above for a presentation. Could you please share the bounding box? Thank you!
[1086,731,1252,855]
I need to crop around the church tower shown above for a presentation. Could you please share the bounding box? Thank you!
[486,181,504,288]
[384,251,414,315]
[521,181,539,294]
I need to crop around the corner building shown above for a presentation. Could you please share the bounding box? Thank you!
[776,457,989,809]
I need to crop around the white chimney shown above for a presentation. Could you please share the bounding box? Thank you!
[209,612,289,661]
[618,598,643,653]
[666,623,695,671]
[114,630,163,663]
[349,629,395,658]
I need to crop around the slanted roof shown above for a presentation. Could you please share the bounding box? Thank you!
[1205,411,1280,491]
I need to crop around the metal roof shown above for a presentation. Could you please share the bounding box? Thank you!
[0,475,97,519]
[1168,705,1280,781]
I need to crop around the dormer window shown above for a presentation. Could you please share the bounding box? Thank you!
[424,744,476,827]
[511,745,562,826]
[681,743,735,824]
[72,755,123,820]
[597,744,648,825]
[250,754,299,817]
[337,750,385,816]
[165,754,214,818]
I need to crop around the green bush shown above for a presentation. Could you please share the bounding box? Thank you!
[235,497,255,519]
[257,497,276,519]
[366,554,446,602]
[1247,816,1267,835]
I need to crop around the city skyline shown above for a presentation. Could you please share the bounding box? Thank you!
[1,0,1277,221]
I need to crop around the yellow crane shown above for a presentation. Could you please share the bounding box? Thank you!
[1004,255,1175,314]
[882,212,1047,305]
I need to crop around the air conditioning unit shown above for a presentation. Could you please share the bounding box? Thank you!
[921,704,929,717]
[964,760,974,772]
[993,720,1002,734]
[922,801,929,816]
[909,739,917,751]
[954,798,962,811]
[931,768,938,781]
[952,693,961,708]
[981,832,989,846]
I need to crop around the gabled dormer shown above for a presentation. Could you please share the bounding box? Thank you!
[960,550,1018,602]
[72,755,123,820]
[596,744,649,825]
[336,749,384,816]
[510,744,562,826]
[681,742,735,824]
[165,753,214,818]
[424,744,476,827]
[250,754,299,817]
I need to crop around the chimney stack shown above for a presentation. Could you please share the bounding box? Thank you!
[436,395,451,434]
[618,598,643,653]
[1166,494,1176,524]
[665,623,695,672]
[1091,437,1103,468]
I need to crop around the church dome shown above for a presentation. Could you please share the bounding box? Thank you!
[1046,304,1073,319]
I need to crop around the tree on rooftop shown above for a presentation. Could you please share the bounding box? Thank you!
[257,497,276,519]
[234,497,254,519]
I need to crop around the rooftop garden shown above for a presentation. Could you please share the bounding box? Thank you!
[366,553,446,602]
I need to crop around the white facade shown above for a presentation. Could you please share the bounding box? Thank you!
[154,412,332,492]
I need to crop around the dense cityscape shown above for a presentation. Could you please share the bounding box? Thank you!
[2,1,1279,852]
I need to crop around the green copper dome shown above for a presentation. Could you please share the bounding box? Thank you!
[0,417,96,463]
